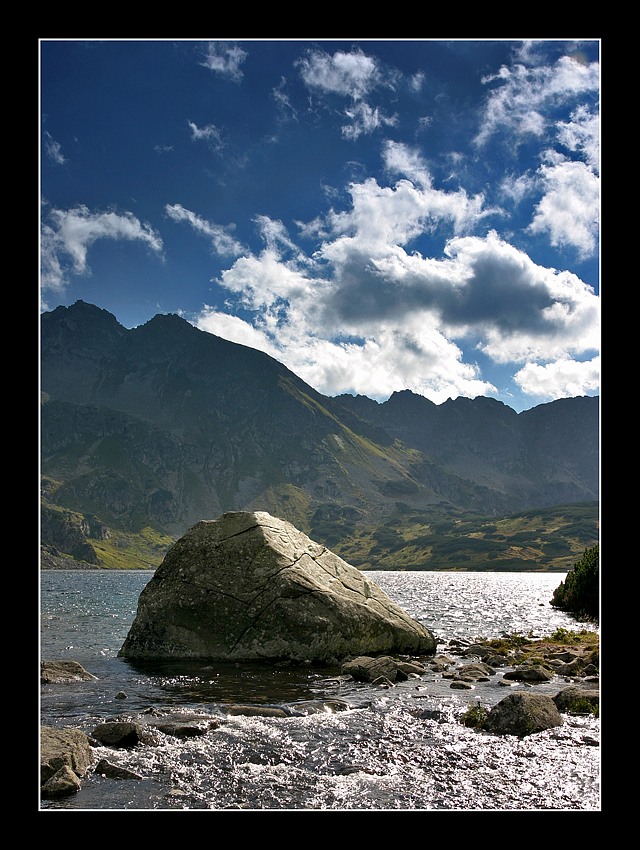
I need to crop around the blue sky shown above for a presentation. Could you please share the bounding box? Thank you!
[40,38,600,413]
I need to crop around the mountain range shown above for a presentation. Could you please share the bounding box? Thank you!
[40,300,599,571]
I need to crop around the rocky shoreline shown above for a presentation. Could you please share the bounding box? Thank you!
[40,632,599,801]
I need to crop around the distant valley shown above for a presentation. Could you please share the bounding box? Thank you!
[40,301,599,571]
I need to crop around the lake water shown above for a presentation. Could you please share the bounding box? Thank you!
[40,570,600,812]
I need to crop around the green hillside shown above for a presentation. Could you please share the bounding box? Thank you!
[325,501,599,572]
[40,496,598,572]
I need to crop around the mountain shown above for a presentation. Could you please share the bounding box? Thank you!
[40,301,599,570]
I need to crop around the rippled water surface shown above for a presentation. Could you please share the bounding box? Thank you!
[40,570,600,812]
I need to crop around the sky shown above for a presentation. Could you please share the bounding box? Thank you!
[39,38,600,413]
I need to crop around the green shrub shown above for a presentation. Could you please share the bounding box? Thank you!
[550,544,599,619]
[461,702,489,729]
[563,697,599,718]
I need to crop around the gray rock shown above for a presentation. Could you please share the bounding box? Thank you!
[119,511,436,663]
[396,659,427,677]
[94,759,143,780]
[372,676,395,688]
[41,660,98,683]
[91,721,145,747]
[41,764,83,798]
[151,719,219,737]
[549,650,581,663]
[464,643,496,659]
[222,704,290,718]
[502,664,555,682]
[553,684,600,714]
[455,662,496,680]
[41,726,94,798]
[342,655,401,682]
[431,654,455,667]
[555,659,589,676]
[482,692,563,736]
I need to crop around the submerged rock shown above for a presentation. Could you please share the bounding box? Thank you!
[119,511,436,663]
[94,759,143,780]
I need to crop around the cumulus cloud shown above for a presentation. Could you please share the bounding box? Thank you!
[200,41,247,82]
[528,160,600,259]
[514,355,600,401]
[195,307,282,356]
[440,232,599,361]
[40,204,163,293]
[188,161,598,406]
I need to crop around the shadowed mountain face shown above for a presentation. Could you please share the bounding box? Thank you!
[40,301,599,561]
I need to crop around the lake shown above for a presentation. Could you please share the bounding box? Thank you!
[40,569,600,811]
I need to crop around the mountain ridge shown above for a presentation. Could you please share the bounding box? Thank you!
[40,300,599,570]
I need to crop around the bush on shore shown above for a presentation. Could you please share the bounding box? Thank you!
[550,544,599,619]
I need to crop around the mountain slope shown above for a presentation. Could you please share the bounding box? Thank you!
[40,301,599,569]
[336,390,599,509]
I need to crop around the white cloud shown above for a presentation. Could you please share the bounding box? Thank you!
[165,204,245,256]
[441,231,599,360]
[195,308,282,357]
[253,215,312,266]
[189,167,598,406]
[382,140,432,189]
[272,78,298,122]
[341,102,398,140]
[514,355,600,401]
[528,160,600,259]
[410,71,425,93]
[40,204,164,293]
[556,104,600,170]
[216,250,314,313]
[499,172,536,204]
[296,48,381,99]
[475,54,599,147]
[296,48,400,141]
[200,42,247,82]
[43,131,65,165]
[312,163,490,272]
[188,120,224,151]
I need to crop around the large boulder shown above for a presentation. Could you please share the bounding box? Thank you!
[119,511,436,663]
